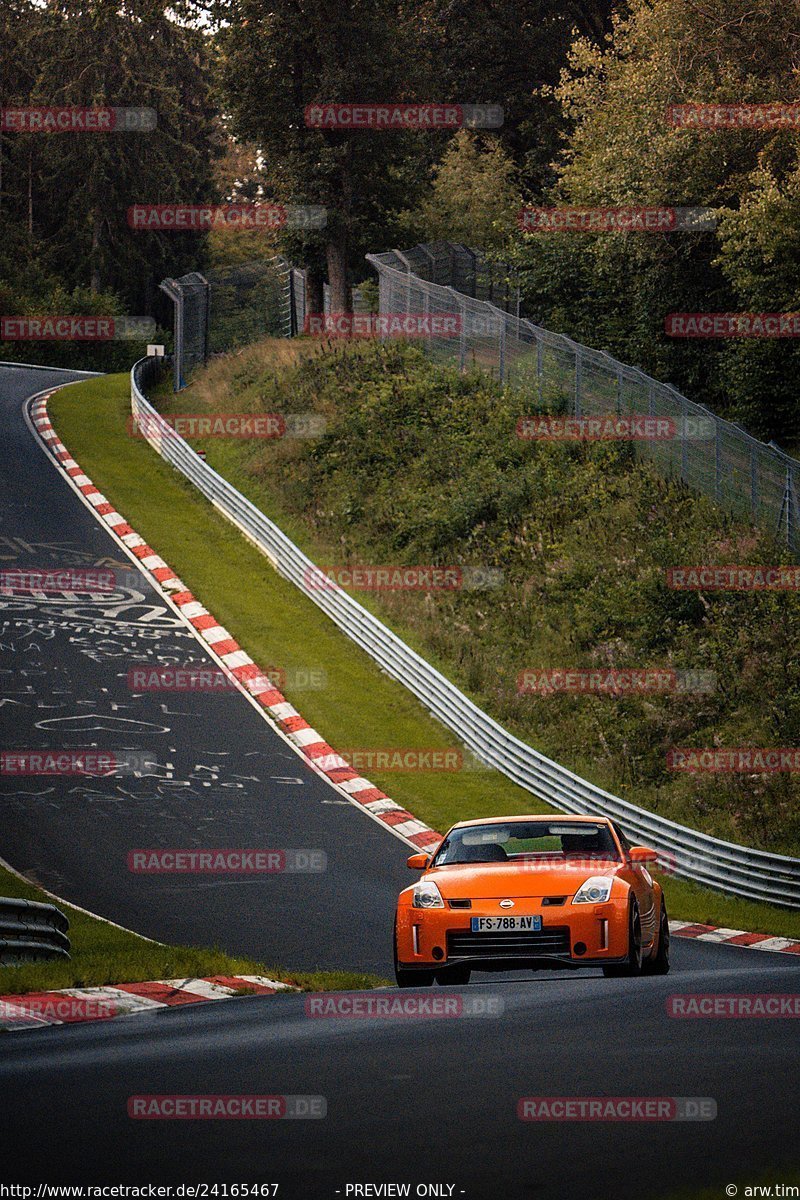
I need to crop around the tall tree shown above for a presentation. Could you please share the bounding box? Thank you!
[415,0,617,193]
[2,0,218,312]
[218,0,441,311]
[512,0,800,441]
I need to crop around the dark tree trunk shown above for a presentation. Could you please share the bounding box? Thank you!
[326,236,350,314]
[305,264,324,316]
[90,211,103,293]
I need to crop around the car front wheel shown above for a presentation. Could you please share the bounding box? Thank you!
[643,900,670,975]
[602,898,643,978]
[394,930,434,988]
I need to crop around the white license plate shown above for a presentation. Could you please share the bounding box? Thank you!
[470,915,542,932]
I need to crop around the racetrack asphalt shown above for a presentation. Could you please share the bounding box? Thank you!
[2,364,799,1200]
[0,364,410,975]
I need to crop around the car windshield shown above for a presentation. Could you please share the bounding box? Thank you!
[432,820,621,866]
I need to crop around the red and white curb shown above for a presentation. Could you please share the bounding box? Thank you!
[0,975,294,1031]
[28,390,442,854]
[25,388,800,964]
[669,920,800,955]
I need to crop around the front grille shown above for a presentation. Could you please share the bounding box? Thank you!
[447,926,571,960]
[448,899,472,909]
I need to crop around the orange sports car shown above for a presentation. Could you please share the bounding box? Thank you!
[394,815,669,986]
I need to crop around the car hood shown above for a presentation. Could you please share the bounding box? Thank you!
[424,861,623,899]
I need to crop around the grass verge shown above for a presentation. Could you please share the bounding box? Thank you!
[43,370,800,942]
[156,339,800,858]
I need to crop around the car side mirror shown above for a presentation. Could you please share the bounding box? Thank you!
[407,853,431,870]
[629,846,659,865]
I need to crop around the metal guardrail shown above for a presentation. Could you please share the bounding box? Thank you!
[131,358,800,907]
[0,897,70,964]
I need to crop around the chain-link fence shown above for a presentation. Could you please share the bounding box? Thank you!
[367,243,800,553]
[322,282,371,315]
[158,272,210,391]
[204,258,288,351]
[160,257,307,389]
[371,242,520,313]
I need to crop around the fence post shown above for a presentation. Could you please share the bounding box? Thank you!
[679,399,688,482]
[202,276,211,364]
[465,247,477,297]
[536,338,543,406]
[714,420,722,503]
[174,289,184,391]
[158,277,183,392]
[574,346,582,417]
[448,288,467,371]
[287,271,296,336]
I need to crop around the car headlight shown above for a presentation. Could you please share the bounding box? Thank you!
[573,876,613,904]
[412,880,445,909]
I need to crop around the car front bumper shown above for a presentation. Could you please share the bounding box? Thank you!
[396,898,630,969]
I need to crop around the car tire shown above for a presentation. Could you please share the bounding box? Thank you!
[393,929,434,988]
[602,898,643,978]
[435,966,471,986]
[643,900,670,975]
